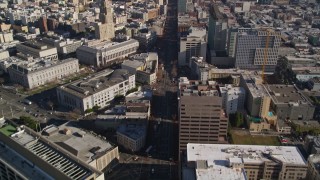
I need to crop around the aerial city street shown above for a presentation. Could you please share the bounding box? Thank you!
[1,0,320,179]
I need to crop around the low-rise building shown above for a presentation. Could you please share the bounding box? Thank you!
[266,85,315,121]
[41,33,83,58]
[76,39,139,67]
[43,121,119,171]
[248,116,271,132]
[57,69,135,113]
[16,40,58,60]
[122,53,158,84]
[185,143,307,180]
[117,123,147,152]
[8,58,79,89]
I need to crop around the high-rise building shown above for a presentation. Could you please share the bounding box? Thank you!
[207,5,228,52]
[235,29,281,71]
[96,0,115,40]
[178,27,207,66]
[39,16,48,33]
[178,77,228,153]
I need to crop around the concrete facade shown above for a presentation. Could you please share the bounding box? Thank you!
[178,27,207,66]
[76,39,139,67]
[117,124,147,152]
[266,85,315,121]
[186,144,307,180]
[8,58,79,89]
[178,77,228,152]
[16,40,58,60]
[57,69,135,113]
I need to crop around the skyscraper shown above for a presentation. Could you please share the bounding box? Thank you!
[207,4,228,52]
[39,16,48,33]
[96,0,115,41]
[234,29,280,71]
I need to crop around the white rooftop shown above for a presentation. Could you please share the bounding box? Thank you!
[187,143,306,165]
[187,143,307,180]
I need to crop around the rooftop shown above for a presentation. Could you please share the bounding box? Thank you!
[59,69,133,98]
[241,73,268,98]
[179,78,219,97]
[78,39,138,52]
[266,85,313,105]
[43,121,115,164]
[117,123,146,140]
[5,123,100,180]
[0,142,53,180]
[187,143,306,165]
[9,58,78,73]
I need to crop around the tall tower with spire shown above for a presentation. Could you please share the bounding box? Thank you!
[95,0,115,41]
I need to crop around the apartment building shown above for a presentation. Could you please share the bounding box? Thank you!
[235,29,281,72]
[57,69,135,113]
[178,77,228,152]
[8,58,79,89]
[117,123,147,152]
[219,84,245,115]
[178,27,207,66]
[185,143,307,180]
[76,39,139,67]
[16,40,58,60]
[0,120,104,180]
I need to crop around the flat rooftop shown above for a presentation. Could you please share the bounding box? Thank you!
[0,142,53,180]
[117,123,146,140]
[79,39,138,52]
[6,124,98,180]
[9,58,77,73]
[43,121,115,164]
[266,85,312,105]
[59,69,132,98]
[241,74,268,98]
[187,143,306,165]
[179,79,219,97]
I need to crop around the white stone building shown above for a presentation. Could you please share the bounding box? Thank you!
[57,69,135,113]
[76,39,139,67]
[8,58,79,89]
